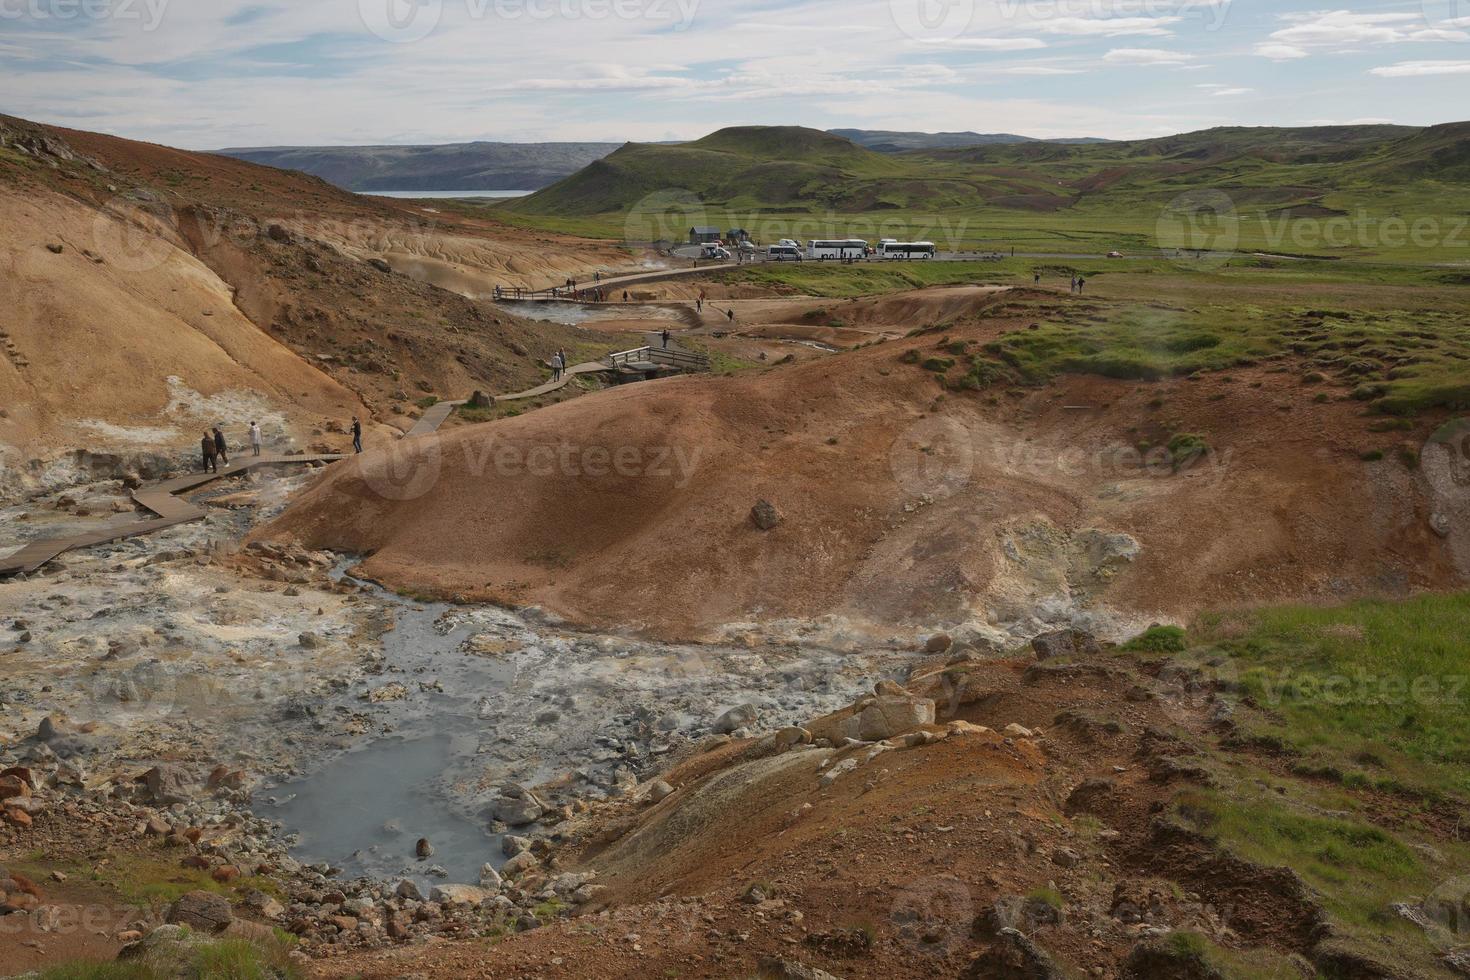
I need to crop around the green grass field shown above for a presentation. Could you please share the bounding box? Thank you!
[1116,592,1470,975]
[490,123,1470,265]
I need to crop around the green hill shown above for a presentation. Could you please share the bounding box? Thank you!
[501,122,1470,262]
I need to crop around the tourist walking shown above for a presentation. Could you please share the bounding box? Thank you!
[660,329,670,349]
[212,426,229,467]
[552,350,564,382]
[1034,271,1040,285]
[351,416,363,454]
[1077,277,1086,294]
[200,431,218,473]
[622,290,629,303]
[249,421,262,457]
[725,308,735,323]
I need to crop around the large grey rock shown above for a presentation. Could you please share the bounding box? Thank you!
[501,851,538,877]
[714,703,759,734]
[1030,629,1103,661]
[750,499,783,531]
[429,884,492,905]
[494,796,544,826]
[166,890,233,933]
[141,765,193,804]
[848,696,935,741]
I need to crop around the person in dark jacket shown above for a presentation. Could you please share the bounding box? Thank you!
[352,417,363,454]
[201,431,218,473]
[660,329,670,349]
[212,426,229,466]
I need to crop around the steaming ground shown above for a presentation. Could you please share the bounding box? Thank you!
[0,464,898,889]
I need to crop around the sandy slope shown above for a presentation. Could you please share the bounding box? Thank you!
[257,299,1465,639]
[0,186,363,457]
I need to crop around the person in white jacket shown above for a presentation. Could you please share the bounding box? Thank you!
[249,421,262,457]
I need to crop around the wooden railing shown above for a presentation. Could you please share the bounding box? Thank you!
[603,346,710,372]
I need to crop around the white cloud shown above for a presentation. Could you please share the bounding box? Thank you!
[1036,16,1181,37]
[1198,83,1253,96]
[1255,42,1308,61]
[1370,60,1470,77]
[1255,9,1469,59]
[915,37,1047,51]
[1103,47,1193,66]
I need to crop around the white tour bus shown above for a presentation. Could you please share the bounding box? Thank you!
[877,241,937,260]
[806,239,868,261]
[767,244,803,262]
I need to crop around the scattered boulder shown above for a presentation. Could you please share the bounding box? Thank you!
[924,633,953,654]
[648,780,674,803]
[141,765,193,804]
[415,838,434,858]
[966,927,1064,979]
[750,499,782,531]
[1121,932,1225,979]
[166,890,233,933]
[494,796,544,827]
[854,696,935,742]
[1031,629,1103,661]
[429,884,492,906]
[758,957,844,980]
[394,879,424,901]
[714,703,759,735]
[501,851,537,877]
[774,726,812,751]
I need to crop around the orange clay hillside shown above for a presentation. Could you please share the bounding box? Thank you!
[257,295,1466,641]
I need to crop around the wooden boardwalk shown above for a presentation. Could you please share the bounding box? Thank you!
[0,342,710,579]
[0,453,345,578]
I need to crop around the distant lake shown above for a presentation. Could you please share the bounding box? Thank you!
[358,189,532,199]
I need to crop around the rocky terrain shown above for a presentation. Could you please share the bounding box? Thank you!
[0,114,642,484]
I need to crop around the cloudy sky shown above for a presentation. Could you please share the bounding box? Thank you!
[3,0,1469,147]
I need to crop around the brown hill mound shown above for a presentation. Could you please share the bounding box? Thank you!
[256,304,1463,640]
[0,115,626,472]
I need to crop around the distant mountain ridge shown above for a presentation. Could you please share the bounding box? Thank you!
[829,128,1113,151]
[217,129,1114,193]
[216,141,621,191]
[505,121,1470,221]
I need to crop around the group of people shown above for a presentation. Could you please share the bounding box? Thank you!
[200,422,261,473]
[550,349,570,382]
[199,417,362,473]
